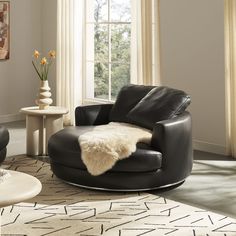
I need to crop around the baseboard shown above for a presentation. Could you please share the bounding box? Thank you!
[0,113,25,124]
[193,140,226,155]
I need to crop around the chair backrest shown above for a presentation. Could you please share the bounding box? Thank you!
[109,84,155,124]
[109,84,191,130]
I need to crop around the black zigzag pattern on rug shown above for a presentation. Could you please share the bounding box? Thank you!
[1,156,236,236]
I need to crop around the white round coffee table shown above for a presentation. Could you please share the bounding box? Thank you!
[20,106,68,156]
[0,170,42,208]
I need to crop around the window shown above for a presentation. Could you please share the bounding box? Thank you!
[85,0,131,101]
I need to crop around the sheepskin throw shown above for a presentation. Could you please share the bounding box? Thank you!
[78,122,152,176]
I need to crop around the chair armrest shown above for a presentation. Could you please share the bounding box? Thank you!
[151,111,193,181]
[75,104,113,126]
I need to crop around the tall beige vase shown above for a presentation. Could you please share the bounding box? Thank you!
[35,80,53,110]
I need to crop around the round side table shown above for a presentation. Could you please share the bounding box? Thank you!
[20,106,68,156]
[0,170,42,208]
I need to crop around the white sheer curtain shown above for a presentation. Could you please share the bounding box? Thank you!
[57,0,83,125]
[56,0,160,125]
[225,0,236,158]
[131,0,161,86]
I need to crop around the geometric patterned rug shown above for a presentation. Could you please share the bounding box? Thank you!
[1,156,236,236]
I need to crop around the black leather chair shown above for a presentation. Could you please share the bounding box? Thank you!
[49,85,193,191]
[0,126,10,164]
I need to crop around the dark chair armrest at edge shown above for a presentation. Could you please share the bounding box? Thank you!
[151,111,193,183]
[75,104,113,126]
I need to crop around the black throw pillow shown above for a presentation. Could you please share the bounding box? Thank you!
[109,84,154,123]
[127,86,191,130]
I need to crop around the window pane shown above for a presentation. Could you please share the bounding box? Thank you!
[94,0,108,22]
[111,24,131,63]
[94,62,109,99]
[95,24,108,62]
[110,0,131,22]
[85,0,132,102]
[111,63,130,100]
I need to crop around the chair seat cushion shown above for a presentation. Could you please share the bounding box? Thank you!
[48,127,162,173]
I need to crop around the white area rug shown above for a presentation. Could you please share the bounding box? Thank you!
[1,156,236,236]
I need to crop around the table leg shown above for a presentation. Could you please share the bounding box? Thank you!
[26,115,44,156]
[44,115,63,155]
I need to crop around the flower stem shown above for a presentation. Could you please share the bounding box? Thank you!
[32,61,42,80]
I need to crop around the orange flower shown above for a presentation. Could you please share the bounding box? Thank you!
[32,49,55,81]
[48,50,56,58]
[34,50,40,59]
[40,57,47,65]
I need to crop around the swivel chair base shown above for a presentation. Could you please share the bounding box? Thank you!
[62,179,185,192]
[51,162,187,192]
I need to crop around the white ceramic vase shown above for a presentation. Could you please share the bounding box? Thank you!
[35,80,53,110]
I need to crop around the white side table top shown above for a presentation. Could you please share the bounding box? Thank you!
[20,106,68,116]
[0,170,42,208]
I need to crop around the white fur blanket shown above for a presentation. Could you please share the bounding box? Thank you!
[78,122,152,176]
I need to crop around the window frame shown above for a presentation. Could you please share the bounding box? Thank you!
[83,0,131,103]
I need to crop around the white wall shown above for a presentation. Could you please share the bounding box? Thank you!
[0,0,42,122]
[42,0,57,103]
[0,0,58,123]
[159,0,226,154]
